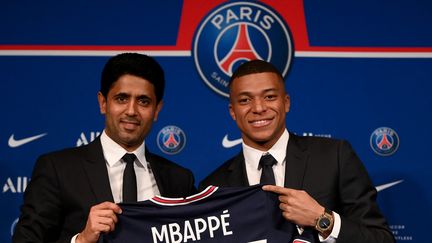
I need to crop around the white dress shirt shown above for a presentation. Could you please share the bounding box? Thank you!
[100,130,160,203]
[243,129,289,186]
[242,129,340,242]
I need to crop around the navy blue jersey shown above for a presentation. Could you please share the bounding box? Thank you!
[100,185,316,243]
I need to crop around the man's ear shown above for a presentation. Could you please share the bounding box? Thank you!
[97,92,107,115]
[229,103,236,121]
[285,94,290,113]
[153,100,164,121]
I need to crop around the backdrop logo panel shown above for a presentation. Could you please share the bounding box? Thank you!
[370,127,400,156]
[193,0,293,97]
[157,125,187,155]
[3,177,29,194]
[76,131,101,147]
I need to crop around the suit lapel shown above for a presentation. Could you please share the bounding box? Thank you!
[227,152,249,186]
[284,133,309,189]
[81,138,114,203]
[146,149,167,196]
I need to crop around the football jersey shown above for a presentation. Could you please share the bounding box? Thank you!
[100,185,316,243]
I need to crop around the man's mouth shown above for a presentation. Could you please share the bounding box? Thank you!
[121,119,140,130]
[249,118,273,127]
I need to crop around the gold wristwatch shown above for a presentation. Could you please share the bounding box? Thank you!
[315,208,334,234]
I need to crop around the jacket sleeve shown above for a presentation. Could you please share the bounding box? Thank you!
[12,154,70,243]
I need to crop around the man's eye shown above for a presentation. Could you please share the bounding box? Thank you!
[265,95,277,100]
[238,98,250,104]
[116,96,127,102]
[138,99,150,105]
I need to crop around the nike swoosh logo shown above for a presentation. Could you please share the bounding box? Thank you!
[8,133,47,148]
[222,135,242,148]
[376,180,403,192]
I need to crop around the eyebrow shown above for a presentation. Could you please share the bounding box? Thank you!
[113,92,152,100]
[137,94,152,100]
[236,88,278,96]
[113,92,130,98]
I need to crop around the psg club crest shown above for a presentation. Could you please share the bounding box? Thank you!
[157,125,186,155]
[370,127,400,156]
[193,0,294,97]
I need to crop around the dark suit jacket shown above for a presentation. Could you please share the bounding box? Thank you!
[199,133,395,243]
[13,138,196,243]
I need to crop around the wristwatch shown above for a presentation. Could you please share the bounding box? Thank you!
[315,208,334,234]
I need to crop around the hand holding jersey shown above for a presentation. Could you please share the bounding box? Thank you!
[77,202,122,243]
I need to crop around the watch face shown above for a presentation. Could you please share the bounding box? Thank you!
[319,217,331,229]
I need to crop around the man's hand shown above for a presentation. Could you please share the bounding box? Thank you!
[262,185,324,227]
[76,202,122,243]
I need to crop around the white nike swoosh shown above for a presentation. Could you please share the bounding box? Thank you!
[8,133,47,148]
[222,135,242,148]
[376,180,403,192]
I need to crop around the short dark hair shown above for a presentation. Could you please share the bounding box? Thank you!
[100,53,165,104]
[229,59,284,87]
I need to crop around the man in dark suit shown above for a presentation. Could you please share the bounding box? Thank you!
[199,60,395,243]
[13,53,196,243]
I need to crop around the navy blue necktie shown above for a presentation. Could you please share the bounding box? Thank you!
[122,153,137,202]
[259,153,277,185]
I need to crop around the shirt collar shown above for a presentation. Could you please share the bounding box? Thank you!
[100,130,146,168]
[242,129,289,169]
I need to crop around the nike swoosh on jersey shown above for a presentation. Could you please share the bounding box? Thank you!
[8,133,47,148]
[376,180,403,192]
[222,135,242,148]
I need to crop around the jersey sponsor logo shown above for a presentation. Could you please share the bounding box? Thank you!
[157,125,186,155]
[8,133,47,148]
[370,127,400,156]
[376,180,403,192]
[222,134,242,148]
[3,176,30,193]
[193,1,293,97]
[76,131,101,147]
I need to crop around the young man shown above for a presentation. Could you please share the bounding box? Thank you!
[13,53,196,243]
[199,60,395,243]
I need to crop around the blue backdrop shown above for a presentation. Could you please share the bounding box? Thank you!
[1,1,431,242]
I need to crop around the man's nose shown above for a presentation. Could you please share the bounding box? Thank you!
[251,99,267,113]
[125,100,138,115]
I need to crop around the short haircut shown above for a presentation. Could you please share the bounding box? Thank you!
[100,53,165,104]
[229,59,284,87]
